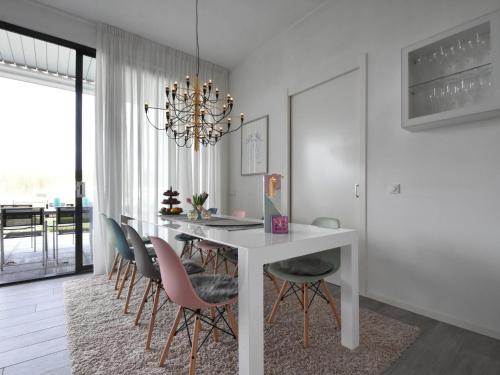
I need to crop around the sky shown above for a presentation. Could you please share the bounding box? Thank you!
[0,76,94,206]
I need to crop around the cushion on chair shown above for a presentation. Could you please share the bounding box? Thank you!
[196,240,228,251]
[276,256,334,277]
[145,244,157,258]
[190,274,238,304]
[175,233,198,242]
[127,236,152,247]
[182,260,205,275]
[154,260,204,276]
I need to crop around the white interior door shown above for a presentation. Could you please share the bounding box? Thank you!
[290,68,362,233]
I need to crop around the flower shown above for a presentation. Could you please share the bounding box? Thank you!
[191,192,209,206]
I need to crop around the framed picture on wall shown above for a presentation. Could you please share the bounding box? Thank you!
[241,115,268,176]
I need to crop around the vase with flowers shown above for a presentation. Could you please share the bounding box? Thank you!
[187,192,209,220]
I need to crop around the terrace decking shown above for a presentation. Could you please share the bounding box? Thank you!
[0,235,92,284]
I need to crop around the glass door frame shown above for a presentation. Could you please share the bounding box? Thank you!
[0,20,96,276]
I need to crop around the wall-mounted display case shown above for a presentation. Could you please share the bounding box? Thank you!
[402,10,500,130]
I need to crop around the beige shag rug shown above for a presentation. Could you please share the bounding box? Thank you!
[64,276,419,374]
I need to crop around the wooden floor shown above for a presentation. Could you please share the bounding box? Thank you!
[0,275,499,375]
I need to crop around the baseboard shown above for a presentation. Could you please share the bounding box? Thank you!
[364,289,500,341]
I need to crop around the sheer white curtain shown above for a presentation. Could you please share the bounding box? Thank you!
[93,24,228,274]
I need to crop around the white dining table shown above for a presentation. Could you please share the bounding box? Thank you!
[129,214,359,375]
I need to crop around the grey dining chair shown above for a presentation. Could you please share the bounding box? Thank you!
[266,217,342,348]
[174,207,217,261]
[106,213,151,282]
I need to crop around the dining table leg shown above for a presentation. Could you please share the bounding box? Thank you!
[340,238,359,350]
[238,248,264,375]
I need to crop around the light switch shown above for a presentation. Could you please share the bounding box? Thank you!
[389,184,401,194]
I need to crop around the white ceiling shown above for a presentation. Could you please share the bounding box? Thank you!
[30,0,326,68]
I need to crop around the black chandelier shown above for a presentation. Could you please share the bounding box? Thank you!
[144,0,244,151]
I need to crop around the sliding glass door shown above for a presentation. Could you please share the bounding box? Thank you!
[0,21,95,283]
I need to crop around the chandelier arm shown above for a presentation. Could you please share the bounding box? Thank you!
[223,123,245,136]
[208,105,233,118]
[204,108,231,121]
[147,106,168,111]
[169,100,196,115]
[171,112,194,124]
[171,107,196,118]
[145,112,167,131]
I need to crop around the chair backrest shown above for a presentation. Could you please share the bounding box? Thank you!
[56,207,75,225]
[232,209,246,219]
[82,207,92,224]
[311,217,341,268]
[1,208,44,228]
[124,225,160,281]
[0,204,32,208]
[150,236,209,310]
[106,217,134,260]
[56,207,92,225]
[207,207,218,215]
[312,217,340,229]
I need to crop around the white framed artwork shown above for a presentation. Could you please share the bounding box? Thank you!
[241,115,268,176]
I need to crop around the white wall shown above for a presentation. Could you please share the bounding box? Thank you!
[0,0,97,48]
[228,0,500,339]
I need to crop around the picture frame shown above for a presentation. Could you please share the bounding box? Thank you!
[241,115,268,176]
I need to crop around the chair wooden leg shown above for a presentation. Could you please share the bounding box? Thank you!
[213,252,220,275]
[180,242,189,258]
[232,264,238,277]
[159,306,184,367]
[117,261,131,299]
[124,264,137,314]
[108,252,119,280]
[321,280,341,329]
[225,305,238,339]
[267,281,288,323]
[135,279,152,325]
[223,259,229,274]
[303,283,309,348]
[202,250,213,268]
[188,241,194,259]
[146,283,161,350]
[210,307,219,342]
[268,272,280,293]
[114,257,123,290]
[189,315,202,375]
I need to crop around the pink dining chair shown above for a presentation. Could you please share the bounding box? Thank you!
[231,209,246,218]
[149,236,239,374]
[193,209,247,272]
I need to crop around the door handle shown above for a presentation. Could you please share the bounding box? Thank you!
[354,184,360,198]
[76,182,86,198]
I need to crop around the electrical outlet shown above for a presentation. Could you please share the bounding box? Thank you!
[389,184,401,194]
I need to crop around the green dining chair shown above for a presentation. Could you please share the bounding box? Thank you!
[266,217,342,348]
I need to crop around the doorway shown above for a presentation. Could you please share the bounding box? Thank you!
[0,21,96,284]
[289,55,367,288]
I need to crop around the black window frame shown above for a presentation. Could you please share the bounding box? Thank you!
[0,20,96,282]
